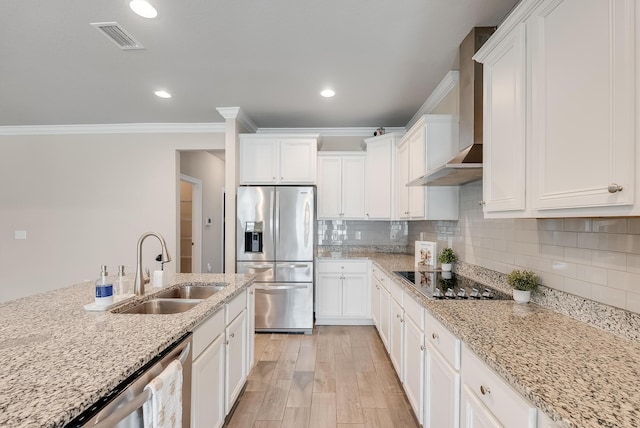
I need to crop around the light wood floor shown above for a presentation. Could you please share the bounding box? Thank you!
[225,325,419,428]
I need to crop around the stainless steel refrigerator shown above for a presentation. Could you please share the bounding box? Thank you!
[236,186,315,334]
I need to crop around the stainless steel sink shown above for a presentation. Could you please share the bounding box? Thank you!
[155,284,227,300]
[119,298,201,314]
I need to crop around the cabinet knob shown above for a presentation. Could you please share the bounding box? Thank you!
[432,332,439,340]
[230,333,235,338]
[272,177,276,180]
[396,314,400,319]
[281,177,284,180]
[420,345,425,351]
[400,318,404,323]
[608,184,623,193]
[225,340,230,345]
[250,291,254,295]
[478,201,486,205]
[480,385,491,396]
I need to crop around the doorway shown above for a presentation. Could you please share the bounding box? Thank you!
[179,175,202,273]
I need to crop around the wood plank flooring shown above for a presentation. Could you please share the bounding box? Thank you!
[225,326,419,428]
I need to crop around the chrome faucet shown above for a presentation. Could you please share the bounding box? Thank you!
[134,232,172,296]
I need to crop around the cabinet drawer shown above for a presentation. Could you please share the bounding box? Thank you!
[403,292,423,330]
[389,278,403,305]
[372,265,391,292]
[318,260,369,274]
[193,308,225,360]
[462,344,536,428]
[226,289,247,324]
[425,311,460,370]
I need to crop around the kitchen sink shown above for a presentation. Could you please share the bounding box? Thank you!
[155,284,227,300]
[118,298,201,315]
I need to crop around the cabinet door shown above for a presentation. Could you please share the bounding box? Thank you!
[342,273,369,318]
[279,139,317,184]
[482,23,526,213]
[371,277,381,328]
[341,156,366,219]
[366,139,393,219]
[317,156,343,219]
[379,287,391,350]
[315,273,343,318]
[226,310,247,413]
[403,316,424,424]
[408,128,426,218]
[425,345,460,428]
[389,298,404,378]
[460,385,502,428]
[192,333,225,428]
[246,284,255,372]
[529,0,635,210]
[240,138,278,184]
[396,142,410,219]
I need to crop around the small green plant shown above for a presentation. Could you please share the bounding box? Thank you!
[438,247,457,264]
[507,270,539,291]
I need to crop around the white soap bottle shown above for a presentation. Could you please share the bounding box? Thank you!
[115,265,129,295]
[95,265,114,306]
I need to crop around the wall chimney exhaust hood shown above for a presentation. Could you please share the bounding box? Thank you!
[409,27,495,187]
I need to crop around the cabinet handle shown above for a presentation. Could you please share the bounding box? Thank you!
[480,385,491,396]
[478,201,486,205]
[250,291,254,295]
[281,177,283,180]
[400,318,404,323]
[396,314,400,319]
[273,177,276,180]
[231,333,235,338]
[226,340,230,345]
[608,184,623,193]
[420,345,425,351]
[432,333,439,340]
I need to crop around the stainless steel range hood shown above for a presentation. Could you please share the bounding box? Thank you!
[409,27,495,186]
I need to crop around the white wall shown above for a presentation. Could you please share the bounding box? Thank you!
[0,132,224,302]
[180,151,225,273]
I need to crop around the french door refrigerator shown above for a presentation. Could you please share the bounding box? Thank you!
[236,186,315,334]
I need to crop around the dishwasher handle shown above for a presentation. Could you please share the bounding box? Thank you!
[92,341,191,428]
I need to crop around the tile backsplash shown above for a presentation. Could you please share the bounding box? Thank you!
[317,220,408,246]
[408,181,640,314]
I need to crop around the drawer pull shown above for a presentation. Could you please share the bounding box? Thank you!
[480,385,490,396]
[608,183,623,193]
[432,333,439,340]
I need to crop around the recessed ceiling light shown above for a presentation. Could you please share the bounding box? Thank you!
[130,0,158,18]
[155,90,171,99]
[320,89,335,98]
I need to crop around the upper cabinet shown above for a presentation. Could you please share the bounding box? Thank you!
[396,115,460,220]
[363,133,399,220]
[317,152,366,220]
[239,135,318,185]
[475,0,637,218]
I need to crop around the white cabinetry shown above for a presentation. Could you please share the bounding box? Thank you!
[389,297,404,378]
[364,133,399,220]
[224,290,248,413]
[316,260,371,325]
[403,293,425,424]
[317,152,366,219]
[192,309,226,428]
[239,135,318,185]
[396,115,459,220]
[461,344,536,428]
[475,0,637,218]
[246,284,255,372]
[424,311,461,428]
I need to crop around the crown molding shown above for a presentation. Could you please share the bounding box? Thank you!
[406,70,460,130]
[0,122,225,135]
[256,127,406,137]
[216,107,258,133]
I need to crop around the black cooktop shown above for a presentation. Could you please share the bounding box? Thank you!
[393,271,511,300]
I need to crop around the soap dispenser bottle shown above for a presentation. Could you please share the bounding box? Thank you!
[115,265,129,295]
[95,265,114,306]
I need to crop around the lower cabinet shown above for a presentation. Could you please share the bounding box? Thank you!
[226,309,248,413]
[425,344,460,428]
[246,284,255,373]
[316,260,371,324]
[192,333,225,428]
[460,344,536,428]
[379,283,391,350]
[403,313,424,424]
[191,289,250,427]
[389,297,404,378]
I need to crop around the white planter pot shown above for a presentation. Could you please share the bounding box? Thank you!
[441,271,452,279]
[512,289,531,304]
[441,263,452,272]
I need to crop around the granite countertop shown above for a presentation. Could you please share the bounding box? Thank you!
[0,273,254,428]
[344,251,640,428]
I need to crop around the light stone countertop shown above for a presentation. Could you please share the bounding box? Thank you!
[0,273,254,428]
[339,251,640,428]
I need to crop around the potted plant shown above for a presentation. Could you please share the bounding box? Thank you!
[507,269,539,304]
[438,248,457,272]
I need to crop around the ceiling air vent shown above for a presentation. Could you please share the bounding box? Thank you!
[90,22,145,50]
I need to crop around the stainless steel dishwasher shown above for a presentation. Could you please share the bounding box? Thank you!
[68,334,192,428]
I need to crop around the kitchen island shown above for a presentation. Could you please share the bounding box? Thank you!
[325,251,640,428]
[0,273,254,428]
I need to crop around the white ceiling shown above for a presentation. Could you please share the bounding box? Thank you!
[0,0,519,129]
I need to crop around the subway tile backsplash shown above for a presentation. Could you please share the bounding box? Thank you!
[407,181,640,315]
[317,220,408,246]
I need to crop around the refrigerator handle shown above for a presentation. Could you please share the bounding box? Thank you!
[270,189,275,251]
[274,189,280,250]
